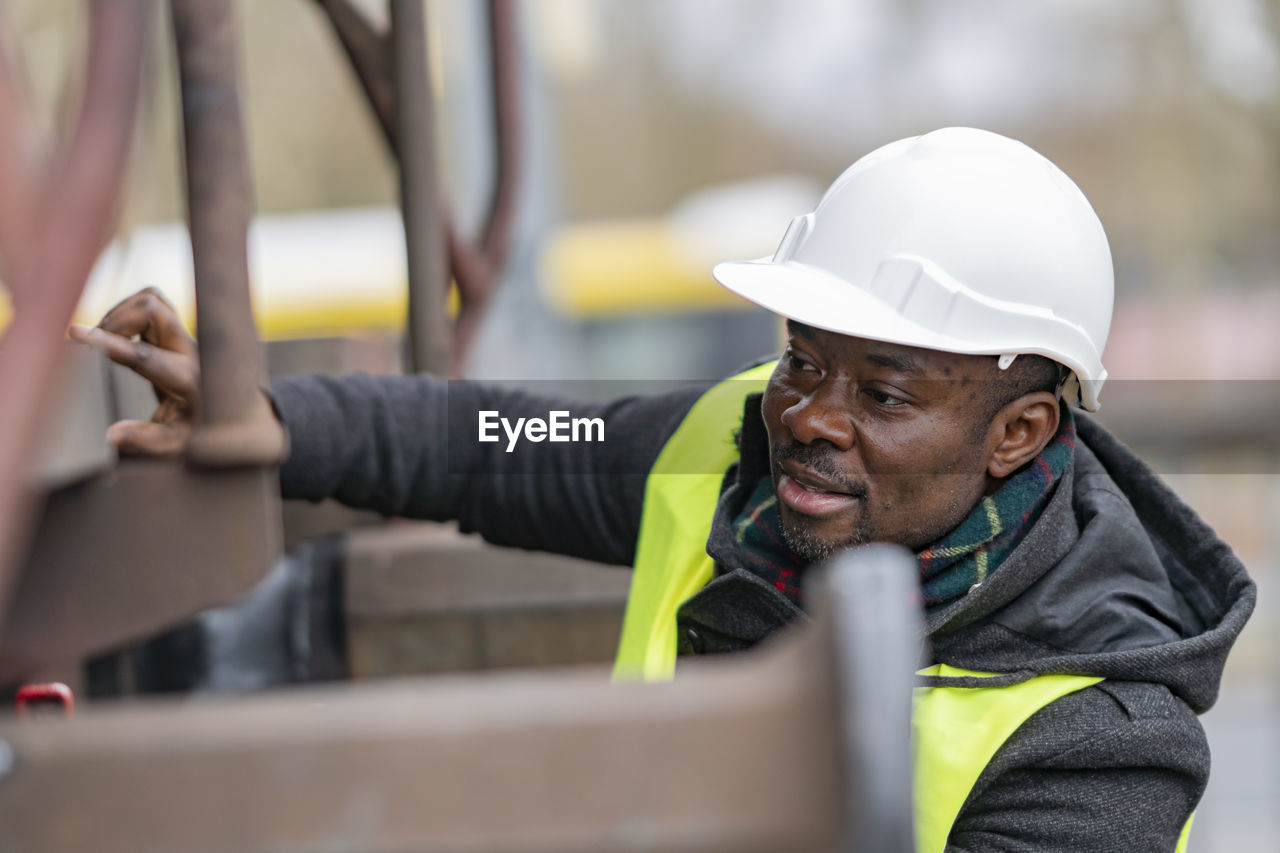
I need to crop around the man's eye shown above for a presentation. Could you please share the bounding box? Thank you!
[786,349,817,373]
[864,388,904,406]
[778,345,819,371]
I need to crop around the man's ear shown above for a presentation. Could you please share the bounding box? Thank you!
[986,392,1061,479]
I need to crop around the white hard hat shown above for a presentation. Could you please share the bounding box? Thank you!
[712,127,1114,410]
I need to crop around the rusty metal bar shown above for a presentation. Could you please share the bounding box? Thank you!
[391,0,451,374]
[817,546,921,852]
[0,1,149,632]
[170,0,284,465]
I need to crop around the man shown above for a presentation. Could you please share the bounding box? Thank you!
[74,128,1254,851]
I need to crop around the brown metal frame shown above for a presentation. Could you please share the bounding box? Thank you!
[0,461,279,683]
[0,0,285,682]
[2,0,526,678]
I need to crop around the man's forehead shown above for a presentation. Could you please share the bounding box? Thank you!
[785,319,984,374]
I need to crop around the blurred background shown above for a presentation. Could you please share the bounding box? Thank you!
[3,1,1278,849]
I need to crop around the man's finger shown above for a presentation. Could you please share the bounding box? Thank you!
[70,324,199,400]
[96,287,196,357]
[106,420,190,458]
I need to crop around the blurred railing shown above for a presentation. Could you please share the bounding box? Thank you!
[0,546,922,853]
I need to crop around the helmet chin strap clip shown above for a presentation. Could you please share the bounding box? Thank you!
[1058,370,1081,408]
[997,353,1018,370]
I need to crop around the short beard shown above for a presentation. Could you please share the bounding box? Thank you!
[778,508,872,564]
[771,441,873,563]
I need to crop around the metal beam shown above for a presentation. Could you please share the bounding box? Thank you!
[391,0,451,374]
[1,460,279,685]
[170,0,285,465]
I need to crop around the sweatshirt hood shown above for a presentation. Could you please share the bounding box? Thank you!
[928,414,1256,714]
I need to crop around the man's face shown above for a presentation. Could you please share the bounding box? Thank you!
[762,322,997,559]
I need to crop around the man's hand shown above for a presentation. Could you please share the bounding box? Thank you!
[69,287,201,458]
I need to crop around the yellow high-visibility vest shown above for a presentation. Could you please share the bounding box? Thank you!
[613,363,1193,852]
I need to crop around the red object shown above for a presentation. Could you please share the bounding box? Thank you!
[15,682,75,718]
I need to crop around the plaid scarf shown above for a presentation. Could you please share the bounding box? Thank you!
[730,477,809,603]
[918,408,1076,609]
[730,407,1076,610]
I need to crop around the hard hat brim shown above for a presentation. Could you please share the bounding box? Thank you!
[715,256,1000,356]
[711,257,1104,410]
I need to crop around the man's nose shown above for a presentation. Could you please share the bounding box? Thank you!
[779,383,855,450]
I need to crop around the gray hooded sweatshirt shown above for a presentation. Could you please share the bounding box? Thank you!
[271,370,1256,853]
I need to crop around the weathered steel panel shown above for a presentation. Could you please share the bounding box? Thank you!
[0,551,921,851]
[0,612,844,852]
[1,461,280,683]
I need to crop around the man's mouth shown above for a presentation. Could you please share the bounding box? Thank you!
[776,459,862,517]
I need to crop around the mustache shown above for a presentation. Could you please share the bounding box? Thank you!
[773,443,869,499]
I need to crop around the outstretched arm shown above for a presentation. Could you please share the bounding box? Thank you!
[74,287,709,566]
[270,372,707,565]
